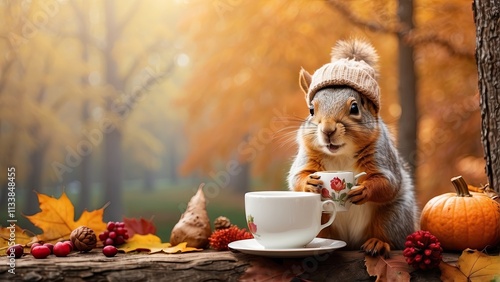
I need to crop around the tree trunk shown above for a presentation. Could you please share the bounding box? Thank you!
[80,101,92,212]
[229,158,251,194]
[24,128,46,215]
[0,250,457,281]
[102,0,124,220]
[103,129,123,221]
[143,168,155,192]
[473,0,500,193]
[25,87,48,215]
[167,139,179,185]
[77,7,92,212]
[397,0,418,179]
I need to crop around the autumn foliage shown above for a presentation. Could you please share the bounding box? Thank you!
[0,191,201,255]
[177,0,482,205]
[23,192,106,244]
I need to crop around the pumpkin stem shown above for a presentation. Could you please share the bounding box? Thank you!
[451,176,472,197]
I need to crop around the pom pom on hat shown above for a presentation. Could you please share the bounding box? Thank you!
[306,39,381,112]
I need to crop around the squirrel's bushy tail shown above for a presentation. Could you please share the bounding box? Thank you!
[330,39,379,71]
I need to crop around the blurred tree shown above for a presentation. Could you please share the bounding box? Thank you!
[84,0,175,220]
[396,0,417,177]
[0,1,185,222]
[473,0,500,193]
[71,1,93,211]
[0,0,79,216]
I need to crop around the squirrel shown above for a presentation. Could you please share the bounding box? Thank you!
[287,39,418,257]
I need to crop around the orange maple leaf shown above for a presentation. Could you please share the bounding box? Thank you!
[24,191,107,243]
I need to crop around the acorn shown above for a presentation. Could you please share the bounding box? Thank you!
[70,226,97,252]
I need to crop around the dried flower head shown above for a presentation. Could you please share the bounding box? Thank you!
[208,226,253,251]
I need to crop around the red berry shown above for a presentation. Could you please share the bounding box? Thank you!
[6,244,23,258]
[63,241,74,251]
[31,246,51,259]
[53,242,71,257]
[99,233,107,241]
[114,236,125,245]
[101,221,129,246]
[102,245,118,257]
[116,227,125,235]
[104,238,114,246]
[30,243,42,251]
[43,243,54,254]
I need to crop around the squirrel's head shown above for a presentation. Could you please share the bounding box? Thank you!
[297,39,381,156]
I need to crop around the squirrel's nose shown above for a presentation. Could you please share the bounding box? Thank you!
[321,128,336,137]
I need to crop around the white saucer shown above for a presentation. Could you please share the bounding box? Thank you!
[228,238,346,258]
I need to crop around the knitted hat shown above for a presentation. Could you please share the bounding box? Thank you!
[306,40,380,112]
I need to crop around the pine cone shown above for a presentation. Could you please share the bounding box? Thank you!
[214,216,232,230]
[70,226,97,252]
[403,230,443,270]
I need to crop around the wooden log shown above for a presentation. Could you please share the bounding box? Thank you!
[1,250,458,281]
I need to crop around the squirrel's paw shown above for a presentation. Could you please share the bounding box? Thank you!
[347,185,369,205]
[361,238,391,258]
[304,174,323,193]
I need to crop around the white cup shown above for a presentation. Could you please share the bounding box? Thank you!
[245,191,336,249]
[315,171,366,212]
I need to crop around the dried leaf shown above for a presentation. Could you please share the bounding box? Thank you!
[119,234,202,254]
[458,249,500,280]
[123,216,157,237]
[118,234,171,253]
[162,242,202,254]
[24,192,107,243]
[365,253,412,281]
[439,261,467,282]
[439,249,500,281]
[0,225,37,250]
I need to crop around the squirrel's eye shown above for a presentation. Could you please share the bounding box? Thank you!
[350,103,359,115]
[309,106,314,116]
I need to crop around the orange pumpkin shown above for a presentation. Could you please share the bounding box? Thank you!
[420,176,500,251]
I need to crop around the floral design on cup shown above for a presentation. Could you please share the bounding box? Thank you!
[247,215,258,236]
[321,178,354,207]
[330,177,346,192]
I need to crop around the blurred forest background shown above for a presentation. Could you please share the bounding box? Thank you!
[0,0,484,240]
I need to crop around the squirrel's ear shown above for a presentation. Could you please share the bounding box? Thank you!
[299,68,312,96]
